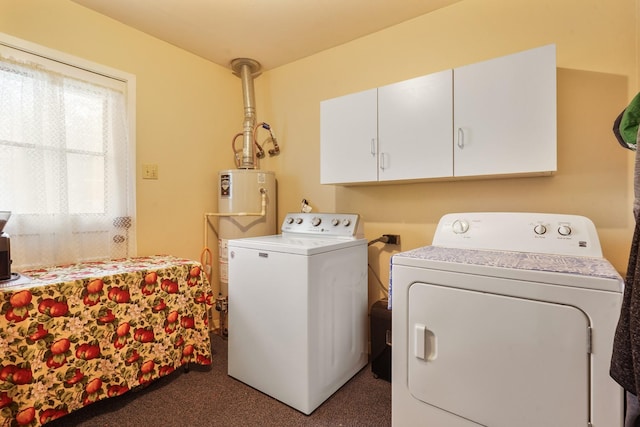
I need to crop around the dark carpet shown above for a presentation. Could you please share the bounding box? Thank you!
[46,333,391,426]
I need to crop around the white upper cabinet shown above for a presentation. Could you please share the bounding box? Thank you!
[378,70,453,181]
[320,88,377,184]
[320,44,557,185]
[453,44,557,177]
[320,71,453,185]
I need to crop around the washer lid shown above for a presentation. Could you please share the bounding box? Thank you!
[228,234,366,255]
[392,246,623,293]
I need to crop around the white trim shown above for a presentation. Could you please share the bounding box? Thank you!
[0,32,133,83]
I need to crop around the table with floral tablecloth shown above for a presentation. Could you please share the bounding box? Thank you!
[0,255,213,426]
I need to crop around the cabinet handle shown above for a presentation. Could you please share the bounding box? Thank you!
[370,138,376,156]
[457,128,464,149]
[380,152,386,170]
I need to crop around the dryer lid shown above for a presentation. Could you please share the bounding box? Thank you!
[392,245,623,292]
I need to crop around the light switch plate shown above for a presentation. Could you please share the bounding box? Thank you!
[142,164,158,180]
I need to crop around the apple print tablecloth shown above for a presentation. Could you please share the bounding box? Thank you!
[0,255,213,426]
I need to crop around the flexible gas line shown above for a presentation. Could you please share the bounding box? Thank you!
[232,122,280,168]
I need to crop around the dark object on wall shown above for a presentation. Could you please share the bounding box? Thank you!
[371,299,391,382]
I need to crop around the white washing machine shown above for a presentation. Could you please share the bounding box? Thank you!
[227,212,368,415]
[391,212,624,427]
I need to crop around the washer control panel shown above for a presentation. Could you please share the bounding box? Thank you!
[281,213,362,238]
[434,212,603,257]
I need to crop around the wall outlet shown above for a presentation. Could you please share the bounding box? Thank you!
[384,234,401,245]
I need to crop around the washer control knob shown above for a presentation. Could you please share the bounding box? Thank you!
[533,224,547,235]
[558,225,572,236]
[451,219,469,234]
[295,217,303,224]
[331,218,340,226]
[286,217,294,225]
[311,217,321,227]
[342,219,351,227]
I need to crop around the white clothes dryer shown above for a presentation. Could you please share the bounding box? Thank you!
[391,212,623,427]
[227,212,368,415]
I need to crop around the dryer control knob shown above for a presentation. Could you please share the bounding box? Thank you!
[451,219,469,234]
[342,219,351,227]
[295,217,303,224]
[331,218,340,226]
[286,217,294,225]
[558,225,572,236]
[534,224,547,235]
[311,217,321,227]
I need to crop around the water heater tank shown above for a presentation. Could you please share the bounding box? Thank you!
[217,169,276,296]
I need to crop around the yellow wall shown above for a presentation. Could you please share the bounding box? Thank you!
[262,0,639,306]
[0,0,638,309]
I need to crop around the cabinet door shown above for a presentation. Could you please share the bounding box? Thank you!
[453,44,557,177]
[320,89,378,184]
[378,70,453,181]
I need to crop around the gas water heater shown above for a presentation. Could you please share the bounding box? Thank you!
[203,57,280,336]
[217,169,276,297]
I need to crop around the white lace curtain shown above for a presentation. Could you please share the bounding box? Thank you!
[0,45,136,270]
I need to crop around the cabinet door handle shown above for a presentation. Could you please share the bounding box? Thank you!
[380,152,387,170]
[370,138,376,156]
[457,128,464,149]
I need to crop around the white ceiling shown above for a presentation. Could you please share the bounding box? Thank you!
[71,0,463,72]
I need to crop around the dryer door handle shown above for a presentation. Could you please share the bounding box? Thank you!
[414,324,437,361]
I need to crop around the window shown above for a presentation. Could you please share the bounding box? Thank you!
[0,33,136,270]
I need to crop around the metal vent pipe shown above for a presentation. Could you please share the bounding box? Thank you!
[231,58,262,169]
